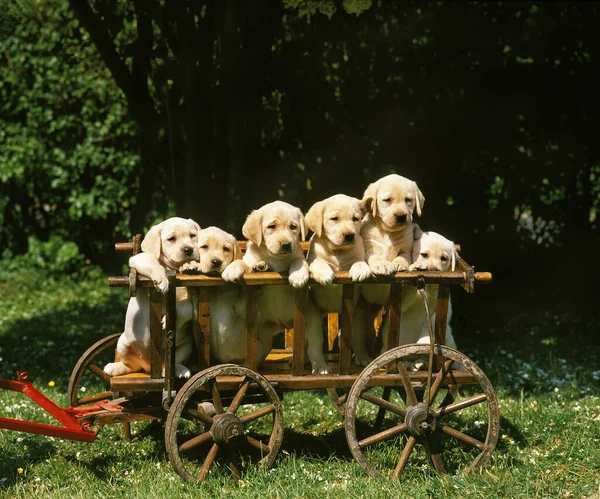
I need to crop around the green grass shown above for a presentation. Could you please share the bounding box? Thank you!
[1,270,599,498]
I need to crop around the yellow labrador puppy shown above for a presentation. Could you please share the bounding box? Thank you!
[104,217,200,378]
[243,200,329,373]
[379,231,459,363]
[180,226,249,364]
[306,194,372,368]
[354,174,425,364]
[306,194,371,294]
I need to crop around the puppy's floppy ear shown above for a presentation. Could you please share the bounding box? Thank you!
[242,209,262,246]
[451,247,458,272]
[358,198,369,218]
[412,223,423,241]
[363,181,379,217]
[296,208,307,241]
[233,240,243,261]
[305,201,324,238]
[413,182,425,217]
[141,223,162,260]
[188,218,201,232]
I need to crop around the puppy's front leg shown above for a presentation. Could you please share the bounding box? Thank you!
[349,261,372,282]
[288,258,310,288]
[367,254,397,276]
[309,258,335,285]
[130,253,169,293]
[392,252,411,272]
[222,260,249,282]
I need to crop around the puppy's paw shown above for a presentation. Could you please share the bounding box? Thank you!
[408,261,429,271]
[180,261,202,274]
[175,364,192,379]
[404,359,428,372]
[288,266,309,288]
[311,363,332,375]
[222,260,247,282]
[370,260,397,276]
[349,261,372,282]
[103,362,133,377]
[153,274,170,293]
[252,261,271,272]
[392,257,409,272]
[311,266,334,285]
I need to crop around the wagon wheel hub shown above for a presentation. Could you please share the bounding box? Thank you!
[405,403,438,437]
[210,413,245,444]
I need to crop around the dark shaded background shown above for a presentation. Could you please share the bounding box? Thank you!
[1,1,598,303]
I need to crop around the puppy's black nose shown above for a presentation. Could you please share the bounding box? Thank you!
[395,213,407,224]
[183,246,194,256]
[211,259,222,268]
[343,233,355,243]
[280,241,292,253]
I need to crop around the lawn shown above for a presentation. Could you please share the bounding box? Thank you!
[1,266,599,498]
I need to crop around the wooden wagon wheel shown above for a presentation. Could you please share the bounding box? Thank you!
[326,387,349,417]
[165,364,284,483]
[67,333,121,408]
[345,344,500,479]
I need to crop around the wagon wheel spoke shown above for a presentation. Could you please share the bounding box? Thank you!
[427,359,455,405]
[392,435,417,481]
[225,447,243,481]
[210,379,224,415]
[425,434,447,474]
[361,389,407,417]
[198,443,220,481]
[397,361,419,407]
[178,430,213,453]
[358,423,407,449]
[238,404,275,424]
[373,386,392,432]
[184,407,214,426]
[76,391,114,405]
[439,424,486,451]
[436,393,488,418]
[246,435,271,455]
[87,364,111,387]
[227,378,252,415]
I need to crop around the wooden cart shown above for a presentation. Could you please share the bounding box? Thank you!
[62,236,498,482]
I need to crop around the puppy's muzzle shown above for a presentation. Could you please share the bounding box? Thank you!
[343,233,356,244]
[183,246,195,257]
[394,213,408,225]
[279,241,293,254]
[211,258,223,269]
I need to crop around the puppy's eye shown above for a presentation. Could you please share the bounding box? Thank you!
[267,224,276,230]
[405,197,413,204]
[200,244,209,250]
[190,233,197,239]
[330,217,339,222]
[441,255,448,262]
[382,198,391,203]
[420,252,429,258]
[290,224,297,230]
[223,246,231,252]
[352,216,360,222]
[167,236,177,242]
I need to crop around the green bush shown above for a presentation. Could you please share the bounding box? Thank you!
[0,0,140,262]
[0,235,102,286]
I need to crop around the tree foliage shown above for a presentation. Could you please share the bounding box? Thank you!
[0,0,139,262]
[0,0,598,272]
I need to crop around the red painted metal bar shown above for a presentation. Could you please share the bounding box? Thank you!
[0,373,97,443]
